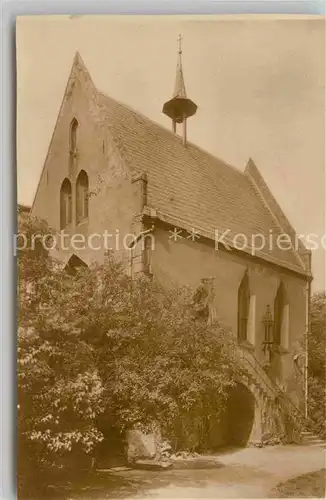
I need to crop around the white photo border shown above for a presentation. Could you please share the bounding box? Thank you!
[1,1,325,498]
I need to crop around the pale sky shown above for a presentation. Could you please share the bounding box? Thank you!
[16,15,325,290]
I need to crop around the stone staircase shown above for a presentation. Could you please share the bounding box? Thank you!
[237,346,323,446]
[300,430,326,448]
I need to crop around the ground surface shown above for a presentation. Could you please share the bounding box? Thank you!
[270,469,325,498]
[25,444,326,499]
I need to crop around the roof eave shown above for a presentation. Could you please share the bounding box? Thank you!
[141,206,312,281]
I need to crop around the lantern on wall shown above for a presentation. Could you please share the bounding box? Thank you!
[262,304,275,365]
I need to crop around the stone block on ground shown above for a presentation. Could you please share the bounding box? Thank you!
[97,466,132,472]
[126,429,158,462]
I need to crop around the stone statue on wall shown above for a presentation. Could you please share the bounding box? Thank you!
[192,278,217,325]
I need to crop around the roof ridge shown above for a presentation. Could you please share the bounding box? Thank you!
[97,90,246,177]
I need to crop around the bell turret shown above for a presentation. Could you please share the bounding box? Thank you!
[162,35,197,145]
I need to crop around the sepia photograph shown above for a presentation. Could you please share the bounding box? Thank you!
[16,14,325,499]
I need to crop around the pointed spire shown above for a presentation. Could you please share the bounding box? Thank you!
[162,35,198,144]
[173,35,187,99]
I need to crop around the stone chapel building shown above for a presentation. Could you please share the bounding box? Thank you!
[31,49,312,446]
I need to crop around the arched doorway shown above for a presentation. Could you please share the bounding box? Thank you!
[224,382,255,447]
[65,254,88,276]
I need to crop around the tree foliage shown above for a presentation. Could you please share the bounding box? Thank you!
[18,214,241,481]
[18,216,106,481]
[308,292,326,437]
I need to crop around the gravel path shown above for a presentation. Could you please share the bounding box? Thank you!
[102,444,325,499]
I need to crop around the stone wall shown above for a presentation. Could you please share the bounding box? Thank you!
[149,225,307,393]
[32,57,140,269]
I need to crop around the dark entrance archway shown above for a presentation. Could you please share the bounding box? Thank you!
[65,254,88,276]
[224,382,255,447]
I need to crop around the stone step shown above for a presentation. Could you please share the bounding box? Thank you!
[302,443,326,448]
[302,439,326,444]
[301,436,326,442]
[302,434,324,438]
[301,430,325,439]
[301,433,324,439]
[303,440,325,444]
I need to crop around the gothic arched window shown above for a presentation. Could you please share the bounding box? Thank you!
[237,270,250,342]
[274,282,288,346]
[60,178,72,229]
[70,118,78,157]
[69,118,79,176]
[76,170,89,224]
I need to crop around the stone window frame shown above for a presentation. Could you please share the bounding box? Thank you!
[273,281,290,352]
[237,269,251,343]
[69,118,79,177]
[60,177,72,229]
[69,118,79,159]
[76,169,89,225]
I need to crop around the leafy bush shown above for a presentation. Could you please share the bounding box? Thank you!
[308,292,326,437]
[18,216,106,489]
[18,215,241,491]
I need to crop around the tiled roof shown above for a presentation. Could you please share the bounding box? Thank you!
[96,91,307,275]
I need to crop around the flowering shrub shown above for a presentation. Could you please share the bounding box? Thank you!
[308,292,326,438]
[18,214,241,490]
[18,216,106,485]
